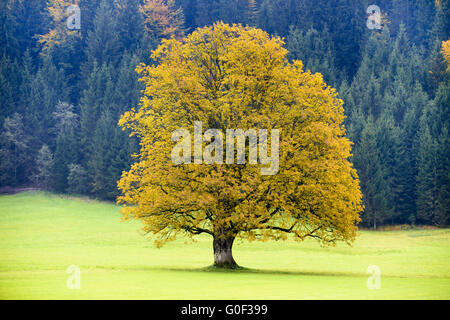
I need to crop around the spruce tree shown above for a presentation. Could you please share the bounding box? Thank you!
[287,26,338,86]
[353,117,394,228]
[51,127,79,193]
[89,110,124,199]
[67,164,90,195]
[0,113,29,186]
[32,144,53,189]
[416,119,438,224]
[84,0,122,74]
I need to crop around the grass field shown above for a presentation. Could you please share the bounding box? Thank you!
[0,191,449,299]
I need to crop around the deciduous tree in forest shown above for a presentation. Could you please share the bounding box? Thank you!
[38,0,80,53]
[118,23,363,268]
[140,0,185,39]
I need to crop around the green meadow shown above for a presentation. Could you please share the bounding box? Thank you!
[0,191,448,299]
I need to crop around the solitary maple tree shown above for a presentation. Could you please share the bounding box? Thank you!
[118,23,363,268]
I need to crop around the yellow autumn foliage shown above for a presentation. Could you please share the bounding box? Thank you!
[117,23,363,250]
[38,0,80,53]
[140,0,184,39]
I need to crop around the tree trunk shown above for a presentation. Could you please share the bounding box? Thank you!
[213,235,237,268]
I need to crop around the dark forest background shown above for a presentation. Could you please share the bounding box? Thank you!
[0,0,449,228]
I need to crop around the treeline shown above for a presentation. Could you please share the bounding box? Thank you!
[0,0,449,227]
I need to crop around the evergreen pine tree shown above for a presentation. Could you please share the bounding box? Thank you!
[84,0,122,74]
[416,118,438,224]
[287,26,339,86]
[32,144,53,189]
[353,117,393,229]
[67,164,90,195]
